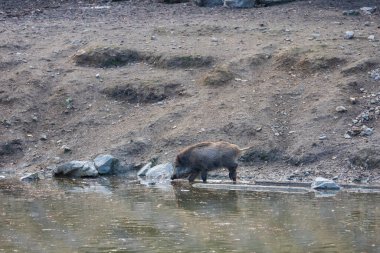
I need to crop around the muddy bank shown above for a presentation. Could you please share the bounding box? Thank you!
[1,0,380,186]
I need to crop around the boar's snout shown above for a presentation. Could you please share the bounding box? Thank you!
[171,167,192,181]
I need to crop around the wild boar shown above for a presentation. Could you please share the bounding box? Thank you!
[171,141,251,183]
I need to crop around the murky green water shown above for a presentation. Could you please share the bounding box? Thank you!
[0,178,379,253]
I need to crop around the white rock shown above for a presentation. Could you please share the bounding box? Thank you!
[360,6,377,15]
[368,35,376,41]
[336,106,347,112]
[344,31,354,39]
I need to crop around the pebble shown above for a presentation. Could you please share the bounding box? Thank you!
[360,6,377,15]
[344,133,352,139]
[211,37,218,43]
[95,73,100,78]
[20,172,40,182]
[368,35,376,41]
[369,69,380,81]
[360,125,373,136]
[319,135,327,140]
[40,134,48,141]
[61,145,71,153]
[343,10,359,16]
[344,31,354,40]
[349,97,357,104]
[336,106,347,112]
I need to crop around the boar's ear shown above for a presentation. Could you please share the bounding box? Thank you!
[175,155,182,166]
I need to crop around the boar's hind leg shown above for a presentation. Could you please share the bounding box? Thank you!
[227,163,238,182]
[188,171,200,182]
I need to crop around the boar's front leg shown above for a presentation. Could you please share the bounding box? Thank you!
[201,169,208,183]
[188,171,200,182]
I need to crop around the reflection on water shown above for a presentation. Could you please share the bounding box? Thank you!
[0,178,379,253]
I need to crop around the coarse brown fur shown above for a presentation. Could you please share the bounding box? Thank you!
[171,141,251,183]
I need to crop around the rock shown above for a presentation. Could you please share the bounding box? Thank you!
[311,177,340,190]
[368,35,376,41]
[336,106,347,112]
[40,134,48,141]
[360,125,373,136]
[369,68,380,81]
[344,133,352,139]
[344,31,354,40]
[348,126,362,136]
[137,162,152,177]
[342,10,360,16]
[61,145,71,153]
[20,172,40,182]
[144,163,174,184]
[94,154,120,175]
[360,6,377,15]
[349,97,357,104]
[319,135,327,140]
[224,0,256,8]
[193,0,223,7]
[53,161,98,177]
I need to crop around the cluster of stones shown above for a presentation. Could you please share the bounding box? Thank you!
[52,154,128,177]
[343,6,377,41]
[345,88,380,138]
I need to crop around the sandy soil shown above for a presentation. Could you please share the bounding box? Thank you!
[0,0,380,185]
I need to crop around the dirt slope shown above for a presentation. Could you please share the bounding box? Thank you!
[1,0,380,184]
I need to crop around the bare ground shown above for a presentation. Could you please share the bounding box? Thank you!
[1,0,380,185]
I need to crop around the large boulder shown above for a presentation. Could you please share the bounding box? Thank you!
[144,163,174,184]
[53,161,98,177]
[94,154,121,175]
[311,177,340,190]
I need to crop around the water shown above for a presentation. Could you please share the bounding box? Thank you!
[0,178,379,253]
